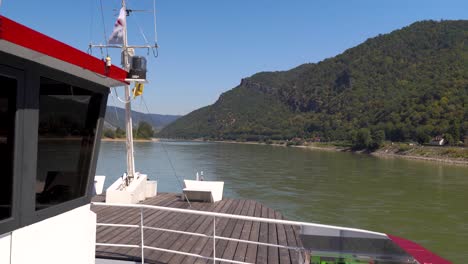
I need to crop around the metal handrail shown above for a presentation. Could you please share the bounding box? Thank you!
[92,201,388,264]
[92,202,386,236]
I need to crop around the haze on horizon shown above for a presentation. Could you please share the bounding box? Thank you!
[2,0,467,115]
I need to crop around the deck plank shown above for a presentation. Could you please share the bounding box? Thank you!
[275,211,292,264]
[197,199,242,264]
[167,200,227,264]
[267,207,279,264]
[256,205,269,264]
[220,199,251,262]
[284,223,300,264]
[232,200,255,262]
[179,199,235,264]
[244,202,262,263]
[152,202,215,263]
[214,199,246,263]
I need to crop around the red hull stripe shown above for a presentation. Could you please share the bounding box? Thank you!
[0,16,128,85]
[388,234,451,264]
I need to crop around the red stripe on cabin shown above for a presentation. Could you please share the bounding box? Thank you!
[0,15,128,84]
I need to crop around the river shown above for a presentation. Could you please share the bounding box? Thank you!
[96,140,467,263]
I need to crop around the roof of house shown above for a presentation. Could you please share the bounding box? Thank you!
[0,15,128,87]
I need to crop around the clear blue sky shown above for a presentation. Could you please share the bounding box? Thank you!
[1,0,467,115]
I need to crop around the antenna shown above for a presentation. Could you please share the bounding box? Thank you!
[90,0,158,51]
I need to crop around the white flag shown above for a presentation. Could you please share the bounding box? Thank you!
[108,8,126,44]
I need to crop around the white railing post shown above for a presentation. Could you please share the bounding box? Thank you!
[213,216,216,264]
[140,208,145,264]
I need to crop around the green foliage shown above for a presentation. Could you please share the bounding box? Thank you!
[352,128,372,150]
[159,20,468,148]
[103,129,115,139]
[370,130,386,150]
[443,133,455,145]
[115,127,126,138]
[136,121,154,139]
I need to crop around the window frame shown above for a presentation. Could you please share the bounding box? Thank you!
[0,51,109,232]
[22,61,109,226]
[0,64,25,235]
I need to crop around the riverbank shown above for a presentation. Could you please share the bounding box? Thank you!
[101,137,159,142]
[193,139,468,166]
[371,143,468,166]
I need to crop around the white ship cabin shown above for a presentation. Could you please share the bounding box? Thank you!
[0,16,127,264]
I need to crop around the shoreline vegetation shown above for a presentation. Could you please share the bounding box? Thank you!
[192,139,468,166]
[101,135,468,166]
[101,130,468,166]
[101,137,159,142]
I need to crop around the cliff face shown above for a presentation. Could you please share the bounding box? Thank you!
[160,20,468,143]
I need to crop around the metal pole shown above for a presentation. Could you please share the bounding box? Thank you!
[121,0,136,180]
[213,216,216,264]
[140,208,145,264]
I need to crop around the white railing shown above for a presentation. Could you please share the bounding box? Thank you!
[92,202,388,264]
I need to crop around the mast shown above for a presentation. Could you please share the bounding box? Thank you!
[90,0,157,185]
[121,0,136,179]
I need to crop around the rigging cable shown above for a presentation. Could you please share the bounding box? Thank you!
[109,89,121,124]
[141,95,192,207]
[98,0,110,56]
[153,0,158,44]
[129,8,158,58]
[129,14,151,56]
[88,0,95,53]
[113,87,134,104]
[152,0,159,58]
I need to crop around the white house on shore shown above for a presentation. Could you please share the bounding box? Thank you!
[429,135,446,146]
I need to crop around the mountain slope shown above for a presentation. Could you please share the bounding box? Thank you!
[159,20,468,142]
[105,106,180,131]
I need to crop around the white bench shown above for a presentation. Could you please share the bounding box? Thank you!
[183,180,224,203]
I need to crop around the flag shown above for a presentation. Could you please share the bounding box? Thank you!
[108,8,126,44]
[132,83,144,98]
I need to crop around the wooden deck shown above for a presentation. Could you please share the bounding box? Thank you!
[91,193,304,264]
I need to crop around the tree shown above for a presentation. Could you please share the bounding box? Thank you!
[103,129,115,139]
[370,130,385,150]
[415,127,431,144]
[444,133,455,146]
[136,122,154,139]
[352,128,372,150]
[115,127,125,138]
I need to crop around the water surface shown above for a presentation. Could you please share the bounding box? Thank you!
[96,140,468,262]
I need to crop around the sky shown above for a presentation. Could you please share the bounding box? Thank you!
[1,0,467,115]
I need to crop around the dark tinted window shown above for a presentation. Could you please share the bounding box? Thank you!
[0,75,16,221]
[36,77,101,210]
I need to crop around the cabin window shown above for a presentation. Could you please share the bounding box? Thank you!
[35,77,102,210]
[0,75,16,221]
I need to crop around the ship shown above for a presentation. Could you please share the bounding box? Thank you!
[0,3,452,264]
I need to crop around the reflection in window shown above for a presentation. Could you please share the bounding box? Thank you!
[36,77,102,210]
[0,75,16,221]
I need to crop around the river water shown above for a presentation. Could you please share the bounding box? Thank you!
[96,140,467,262]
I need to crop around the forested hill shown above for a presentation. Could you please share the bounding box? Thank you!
[159,20,468,144]
[105,106,180,131]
